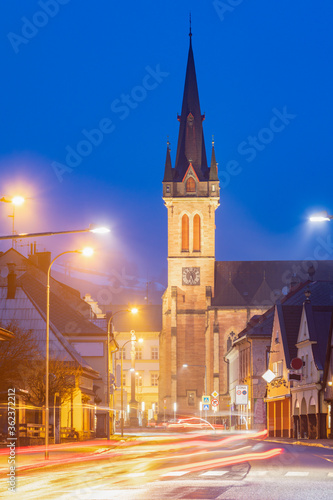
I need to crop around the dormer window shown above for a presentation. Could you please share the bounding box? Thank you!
[166,185,170,193]
[186,177,196,192]
[212,184,216,192]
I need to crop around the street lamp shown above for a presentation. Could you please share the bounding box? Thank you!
[105,308,138,440]
[0,195,25,247]
[119,334,143,437]
[45,247,93,460]
[0,224,110,241]
[309,211,332,222]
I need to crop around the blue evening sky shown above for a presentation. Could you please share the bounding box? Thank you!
[1,0,333,291]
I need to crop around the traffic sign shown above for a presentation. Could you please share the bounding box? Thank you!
[202,395,211,404]
[211,398,219,407]
[203,404,209,411]
[235,385,248,405]
[211,391,219,398]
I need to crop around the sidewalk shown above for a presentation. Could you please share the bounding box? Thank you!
[265,436,333,449]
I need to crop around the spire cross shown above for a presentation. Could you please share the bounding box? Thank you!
[189,13,192,38]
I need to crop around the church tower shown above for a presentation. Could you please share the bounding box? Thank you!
[159,31,220,417]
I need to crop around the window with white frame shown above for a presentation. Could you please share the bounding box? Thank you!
[151,373,158,386]
[135,347,142,360]
[135,372,143,387]
[273,361,283,377]
[151,346,159,360]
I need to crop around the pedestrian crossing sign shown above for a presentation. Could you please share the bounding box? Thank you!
[202,395,211,404]
[203,404,209,411]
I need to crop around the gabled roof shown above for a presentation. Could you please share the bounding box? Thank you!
[174,35,208,182]
[251,276,274,306]
[277,304,303,368]
[236,307,274,343]
[303,304,333,371]
[0,286,98,375]
[18,273,104,336]
[213,275,248,307]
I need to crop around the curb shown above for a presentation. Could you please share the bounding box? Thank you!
[265,438,333,449]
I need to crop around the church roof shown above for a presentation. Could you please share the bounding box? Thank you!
[174,34,208,182]
[213,260,333,307]
[209,140,219,181]
[163,142,173,182]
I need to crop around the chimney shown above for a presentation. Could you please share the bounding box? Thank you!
[7,263,17,299]
[28,251,51,274]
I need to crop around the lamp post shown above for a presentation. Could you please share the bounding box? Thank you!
[0,196,25,248]
[106,308,138,440]
[45,247,93,460]
[120,332,136,437]
[119,333,143,437]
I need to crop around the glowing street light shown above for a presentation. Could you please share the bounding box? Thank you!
[309,211,332,222]
[45,248,93,460]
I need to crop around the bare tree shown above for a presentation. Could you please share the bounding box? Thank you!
[25,359,82,407]
[0,321,82,405]
[0,321,39,392]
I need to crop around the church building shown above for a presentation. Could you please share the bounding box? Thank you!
[159,32,333,420]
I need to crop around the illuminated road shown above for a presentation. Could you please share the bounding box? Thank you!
[1,432,333,499]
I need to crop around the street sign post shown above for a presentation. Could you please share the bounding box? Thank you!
[235,385,248,405]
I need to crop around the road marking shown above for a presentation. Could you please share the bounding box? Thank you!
[247,470,268,476]
[200,470,229,476]
[285,472,309,477]
[125,472,146,477]
[161,471,190,476]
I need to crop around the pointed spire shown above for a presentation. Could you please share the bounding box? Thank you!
[163,139,173,181]
[209,136,219,181]
[174,30,208,182]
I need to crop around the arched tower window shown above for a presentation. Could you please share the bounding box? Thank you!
[186,177,196,192]
[193,214,201,251]
[182,214,189,251]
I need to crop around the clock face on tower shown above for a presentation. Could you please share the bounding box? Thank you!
[182,267,200,286]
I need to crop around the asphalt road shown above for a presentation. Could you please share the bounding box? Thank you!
[1,432,333,499]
